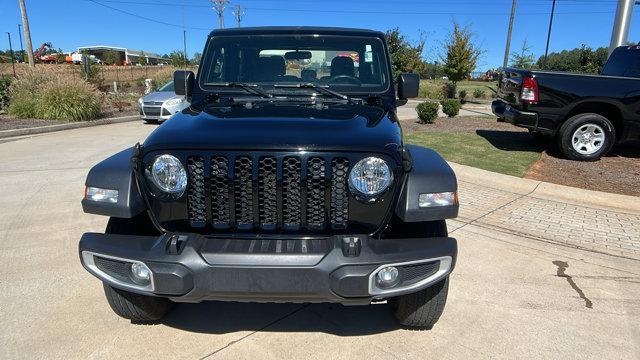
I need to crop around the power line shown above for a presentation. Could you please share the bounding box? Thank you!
[86,0,617,16]
[84,0,210,30]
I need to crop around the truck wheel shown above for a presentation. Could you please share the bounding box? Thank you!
[388,276,449,329]
[557,113,615,161]
[103,283,173,322]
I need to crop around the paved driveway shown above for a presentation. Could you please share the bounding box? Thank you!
[0,122,638,359]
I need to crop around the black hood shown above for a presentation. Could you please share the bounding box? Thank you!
[143,103,403,156]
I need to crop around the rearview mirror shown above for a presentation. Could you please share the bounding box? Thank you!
[174,70,195,97]
[284,51,313,61]
[397,73,419,99]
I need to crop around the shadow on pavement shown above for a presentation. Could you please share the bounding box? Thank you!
[161,301,400,335]
[477,130,640,160]
[475,129,549,153]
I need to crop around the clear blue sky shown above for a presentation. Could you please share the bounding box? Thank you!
[1,0,638,70]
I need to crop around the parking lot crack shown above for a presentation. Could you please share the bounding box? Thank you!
[553,260,593,309]
[197,304,309,360]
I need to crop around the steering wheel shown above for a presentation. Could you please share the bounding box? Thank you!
[328,75,362,85]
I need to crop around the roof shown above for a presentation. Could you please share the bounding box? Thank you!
[76,45,161,58]
[208,26,384,38]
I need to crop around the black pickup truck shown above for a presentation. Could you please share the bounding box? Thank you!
[492,45,640,161]
[79,27,459,329]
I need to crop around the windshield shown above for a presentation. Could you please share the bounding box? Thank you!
[159,81,174,92]
[199,34,389,93]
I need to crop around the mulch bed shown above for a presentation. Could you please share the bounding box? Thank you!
[402,115,640,197]
[0,108,139,132]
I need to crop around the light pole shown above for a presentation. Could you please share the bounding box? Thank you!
[609,0,635,56]
[503,0,518,67]
[17,24,24,57]
[542,0,557,69]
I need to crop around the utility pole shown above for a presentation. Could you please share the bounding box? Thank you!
[17,24,24,57]
[542,0,557,69]
[6,32,17,77]
[183,30,188,67]
[233,4,245,28]
[608,0,635,56]
[212,0,230,29]
[503,0,518,68]
[18,0,35,67]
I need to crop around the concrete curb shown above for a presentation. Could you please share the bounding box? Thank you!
[449,162,640,214]
[0,115,139,139]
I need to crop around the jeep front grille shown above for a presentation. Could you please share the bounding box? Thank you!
[186,154,350,232]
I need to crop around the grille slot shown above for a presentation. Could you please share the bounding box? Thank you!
[306,158,327,230]
[282,157,302,229]
[258,157,277,228]
[330,158,349,229]
[234,157,254,228]
[185,154,353,232]
[187,156,206,225]
[210,156,230,227]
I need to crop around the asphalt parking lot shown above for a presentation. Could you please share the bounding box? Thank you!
[1,121,639,359]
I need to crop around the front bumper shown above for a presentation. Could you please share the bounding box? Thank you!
[492,99,539,129]
[79,232,457,304]
[139,102,187,121]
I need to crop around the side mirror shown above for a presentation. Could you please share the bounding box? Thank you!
[174,70,195,97]
[397,73,419,99]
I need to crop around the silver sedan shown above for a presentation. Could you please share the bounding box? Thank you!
[137,81,190,123]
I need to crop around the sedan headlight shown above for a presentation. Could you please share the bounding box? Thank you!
[164,97,183,107]
[150,154,187,195]
[348,157,393,196]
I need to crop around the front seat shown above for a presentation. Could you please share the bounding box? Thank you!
[330,56,355,78]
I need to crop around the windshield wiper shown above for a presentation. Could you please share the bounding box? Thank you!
[273,83,351,103]
[219,82,273,98]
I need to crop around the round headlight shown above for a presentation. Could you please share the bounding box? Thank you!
[349,157,393,196]
[151,154,187,194]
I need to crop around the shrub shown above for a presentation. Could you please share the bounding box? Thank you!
[8,68,102,121]
[0,76,11,112]
[440,99,461,117]
[458,89,467,103]
[473,88,486,99]
[152,67,174,90]
[441,82,456,99]
[416,101,439,124]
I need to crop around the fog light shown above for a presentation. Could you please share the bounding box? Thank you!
[418,192,456,207]
[130,262,151,283]
[376,266,399,288]
[85,187,118,203]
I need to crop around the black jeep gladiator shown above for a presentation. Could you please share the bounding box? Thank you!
[493,45,640,161]
[79,27,459,329]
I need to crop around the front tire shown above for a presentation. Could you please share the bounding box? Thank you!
[103,284,173,322]
[389,276,449,329]
[557,113,615,161]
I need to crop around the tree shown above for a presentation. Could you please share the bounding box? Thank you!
[138,51,147,65]
[55,48,66,64]
[441,21,482,87]
[510,39,535,69]
[104,50,119,65]
[384,28,427,79]
[192,52,203,65]
[536,46,608,74]
[169,50,189,67]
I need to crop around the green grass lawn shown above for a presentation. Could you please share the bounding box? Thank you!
[404,131,543,177]
[419,79,497,100]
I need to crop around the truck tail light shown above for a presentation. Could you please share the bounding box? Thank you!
[520,76,539,103]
